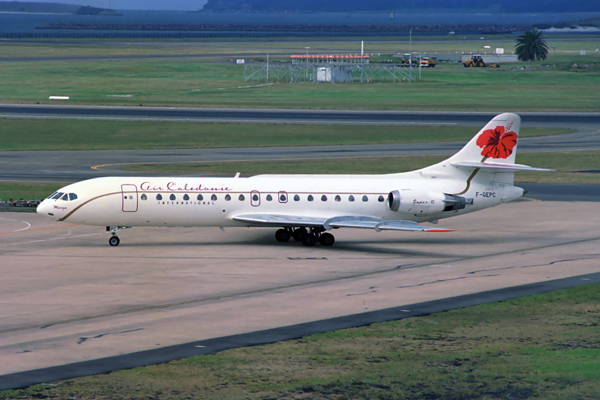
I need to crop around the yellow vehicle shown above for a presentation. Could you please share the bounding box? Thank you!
[464,55,500,68]
[420,56,437,68]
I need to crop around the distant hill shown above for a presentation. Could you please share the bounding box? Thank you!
[0,1,79,13]
[201,0,600,13]
[0,1,121,15]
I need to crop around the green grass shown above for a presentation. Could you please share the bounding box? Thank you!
[0,118,569,151]
[0,182,62,201]
[3,283,599,399]
[0,37,598,111]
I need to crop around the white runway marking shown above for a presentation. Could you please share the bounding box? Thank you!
[0,217,31,233]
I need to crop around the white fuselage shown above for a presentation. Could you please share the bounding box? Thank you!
[37,171,523,228]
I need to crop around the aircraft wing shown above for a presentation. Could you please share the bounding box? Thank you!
[232,214,452,232]
[232,214,327,228]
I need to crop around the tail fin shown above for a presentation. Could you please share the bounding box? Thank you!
[416,113,551,194]
[448,112,521,165]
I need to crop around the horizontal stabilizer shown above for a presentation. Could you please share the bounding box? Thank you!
[233,213,451,233]
[451,161,553,173]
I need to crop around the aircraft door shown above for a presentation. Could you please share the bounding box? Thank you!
[250,190,261,207]
[121,184,138,212]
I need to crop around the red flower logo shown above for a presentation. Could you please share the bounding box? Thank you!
[476,126,518,159]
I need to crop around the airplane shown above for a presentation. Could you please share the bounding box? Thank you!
[37,113,551,247]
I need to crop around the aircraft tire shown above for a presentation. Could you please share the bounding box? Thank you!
[319,233,335,246]
[109,236,120,247]
[301,234,317,247]
[275,229,291,242]
[293,228,308,242]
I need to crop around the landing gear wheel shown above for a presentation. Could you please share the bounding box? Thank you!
[319,233,335,246]
[302,234,317,247]
[293,228,308,242]
[275,229,291,242]
[108,236,120,247]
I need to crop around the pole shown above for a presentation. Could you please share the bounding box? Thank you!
[361,40,364,83]
[266,53,269,82]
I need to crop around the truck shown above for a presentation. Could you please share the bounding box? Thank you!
[402,54,437,67]
[419,56,437,68]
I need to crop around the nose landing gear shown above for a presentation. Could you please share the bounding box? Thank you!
[106,226,131,247]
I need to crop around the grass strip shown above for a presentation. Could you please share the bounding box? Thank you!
[0,54,598,111]
[0,181,64,202]
[0,119,568,151]
[3,283,599,399]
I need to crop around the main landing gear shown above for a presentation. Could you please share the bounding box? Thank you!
[275,227,335,247]
[106,226,131,247]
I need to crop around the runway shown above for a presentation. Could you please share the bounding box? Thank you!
[2,103,600,126]
[1,201,600,389]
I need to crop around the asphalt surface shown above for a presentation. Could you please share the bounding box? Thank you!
[2,104,600,126]
[2,272,599,391]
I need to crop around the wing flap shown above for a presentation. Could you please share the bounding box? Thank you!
[376,220,454,232]
[233,213,452,233]
[232,214,326,227]
[324,216,381,230]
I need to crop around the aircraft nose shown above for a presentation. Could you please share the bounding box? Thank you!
[37,200,55,218]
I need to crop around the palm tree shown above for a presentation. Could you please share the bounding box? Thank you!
[515,29,549,62]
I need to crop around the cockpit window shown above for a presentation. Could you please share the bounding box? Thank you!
[47,192,58,199]
[51,192,64,200]
[69,193,78,201]
[60,194,69,201]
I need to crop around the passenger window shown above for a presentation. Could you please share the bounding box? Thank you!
[378,195,385,202]
[197,194,203,201]
[252,194,258,201]
[279,193,287,202]
[335,195,341,202]
[141,194,147,201]
[211,194,217,201]
[349,195,355,202]
[307,195,314,202]
[69,193,78,201]
[183,194,190,201]
[157,194,163,201]
[225,194,231,201]
[321,195,327,202]
[239,194,245,201]
[170,194,176,201]
[294,194,300,201]
[266,194,273,201]
[362,195,369,202]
